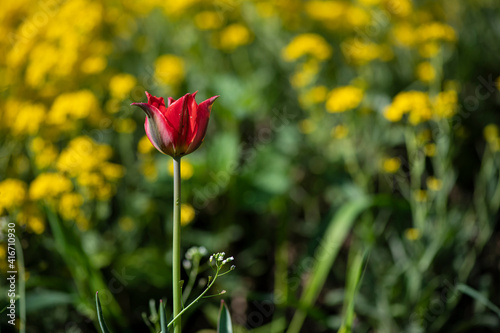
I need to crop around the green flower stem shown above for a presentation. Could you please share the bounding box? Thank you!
[172,156,182,333]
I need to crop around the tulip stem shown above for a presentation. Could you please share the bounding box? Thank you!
[172,156,182,333]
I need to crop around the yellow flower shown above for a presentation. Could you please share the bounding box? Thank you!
[27,215,46,234]
[218,24,252,51]
[81,56,107,74]
[115,118,137,133]
[0,179,27,214]
[341,38,384,65]
[326,86,363,113]
[194,11,223,30]
[138,135,155,154]
[59,193,84,220]
[142,159,158,181]
[331,124,349,139]
[383,91,432,125]
[416,62,435,83]
[305,1,347,22]
[48,90,100,127]
[11,102,46,136]
[419,42,440,58]
[416,22,456,43]
[29,173,73,200]
[101,163,125,181]
[290,59,320,88]
[405,228,421,241]
[426,177,443,191]
[299,86,328,106]
[385,0,412,17]
[181,204,195,226]
[414,189,428,202]
[168,159,194,180]
[424,143,436,157]
[155,54,185,86]
[484,124,499,143]
[299,119,316,134]
[392,23,416,47]
[382,157,401,173]
[433,90,457,119]
[282,33,332,61]
[109,73,137,99]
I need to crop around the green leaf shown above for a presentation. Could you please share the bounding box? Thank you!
[96,292,111,333]
[287,197,373,333]
[457,284,500,318]
[217,300,233,333]
[160,299,168,333]
[339,248,368,333]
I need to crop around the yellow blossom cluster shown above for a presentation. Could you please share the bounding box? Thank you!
[384,90,458,125]
[326,86,364,113]
[305,1,371,29]
[57,136,124,200]
[0,179,27,214]
[47,90,101,130]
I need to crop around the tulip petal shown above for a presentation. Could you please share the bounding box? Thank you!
[146,91,168,115]
[185,95,219,154]
[131,102,175,156]
[167,97,176,107]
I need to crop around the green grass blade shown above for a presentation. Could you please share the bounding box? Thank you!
[339,248,367,333]
[160,299,168,333]
[217,300,233,333]
[287,197,372,333]
[96,292,111,333]
[456,284,500,318]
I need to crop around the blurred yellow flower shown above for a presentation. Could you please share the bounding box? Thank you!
[59,193,84,220]
[384,91,432,124]
[426,177,443,191]
[11,102,46,136]
[299,119,316,134]
[392,23,416,47]
[419,42,440,58]
[81,56,107,74]
[101,163,125,181]
[181,204,195,226]
[305,1,347,22]
[155,54,185,86]
[417,22,456,43]
[433,90,457,119]
[414,189,428,202]
[168,159,194,180]
[109,73,137,99]
[29,173,73,200]
[256,2,275,17]
[142,159,158,181]
[326,86,363,113]
[405,228,421,241]
[138,135,155,154]
[299,86,328,106]
[282,33,332,61]
[291,59,320,88]
[194,11,223,30]
[0,179,27,214]
[416,62,435,83]
[385,0,412,17]
[341,38,384,65]
[382,157,401,173]
[27,216,46,234]
[115,118,137,133]
[218,24,252,51]
[48,90,100,127]
[331,124,349,139]
[484,124,499,143]
[424,143,436,157]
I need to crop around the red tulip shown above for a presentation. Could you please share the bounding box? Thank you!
[132,91,219,157]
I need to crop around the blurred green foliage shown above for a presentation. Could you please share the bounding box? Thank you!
[1,0,500,332]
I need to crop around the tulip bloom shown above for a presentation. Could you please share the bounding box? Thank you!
[132,91,219,157]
